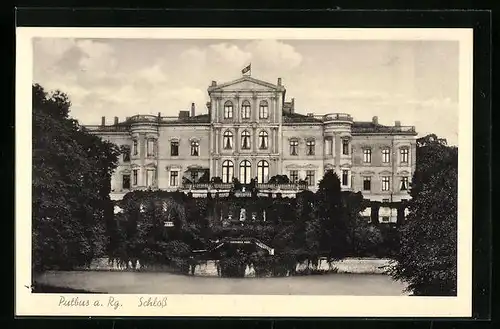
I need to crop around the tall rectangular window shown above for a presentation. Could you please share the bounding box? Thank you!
[342,170,349,186]
[191,141,199,156]
[122,174,130,190]
[382,148,391,163]
[400,177,409,190]
[132,140,138,155]
[290,170,299,183]
[147,139,155,157]
[306,170,315,186]
[170,171,179,186]
[342,139,349,155]
[400,148,409,163]
[306,140,315,156]
[122,146,130,162]
[363,149,372,163]
[132,169,138,185]
[363,177,371,191]
[146,170,155,188]
[381,176,390,191]
[171,141,179,156]
[290,140,299,156]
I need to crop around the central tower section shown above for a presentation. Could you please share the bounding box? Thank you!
[207,76,286,184]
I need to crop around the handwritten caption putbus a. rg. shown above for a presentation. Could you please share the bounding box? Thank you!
[58,296,168,310]
[58,296,123,310]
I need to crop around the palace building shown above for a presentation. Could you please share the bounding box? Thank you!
[86,75,418,212]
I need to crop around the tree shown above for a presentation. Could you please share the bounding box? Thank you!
[390,134,458,296]
[32,83,120,272]
[315,170,350,260]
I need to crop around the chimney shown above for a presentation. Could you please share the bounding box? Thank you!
[125,117,130,121]
[395,120,401,127]
[372,116,378,125]
[114,116,118,125]
[291,98,295,114]
[178,110,190,119]
[277,78,282,86]
[206,101,212,115]
[101,116,106,126]
[191,102,195,117]
[211,80,217,87]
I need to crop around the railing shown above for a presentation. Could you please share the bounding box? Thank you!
[321,113,354,122]
[128,115,159,123]
[181,182,308,191]
[84,125,130,132]
[352,126,416,134]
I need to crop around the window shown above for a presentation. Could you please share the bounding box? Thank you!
[146,170,155,188]
[259,100,269,119]
[147,139,156,157]
[306,139,315,155]
[122,146,130,162]
[171,141,179,156]
[132,140,138,155]
[224,101,233,119]
[342,170,349,186]
[400,177,409,190]
[400,148,409,163]
[363,177,371,191]
[191,141,199,156]
[306,170,315,186]
[241,100,251,119]
[241,130,251,149]
[122,174,130,189]
[290,139,299,156]
[259,131,268,149]
[363,149,372,163]
[170,171,179,186]
[222,160,234,183]
[325,138,332,155]
[239,160,251,184]
[381,216,390,222]
[132,169,138,185]
[342,139,349,155]
[190,171,199,183]
[382,148,391,163]
[223,130,233,149]
[290,170,299,183]
[381,176,390,191]
[257,160,269,183]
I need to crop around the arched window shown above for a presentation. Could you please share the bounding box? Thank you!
[259,100,269,119]
[257,160,269,183]
[223,130,233,149]
[289,139,299,156]
[241,130,251,149]
[222,160,234,183]
[241,100,251,119]
[258,130,268,149]
[239,160,251,184]
[190,140,199,156]
[224,101,233,119]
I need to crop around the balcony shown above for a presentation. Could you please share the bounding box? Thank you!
[321,113,354,122]
[179,181,308,197]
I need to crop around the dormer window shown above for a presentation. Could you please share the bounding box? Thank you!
[224,101,233,119]
[241,100,251,119]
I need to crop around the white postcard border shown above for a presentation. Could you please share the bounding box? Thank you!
[15,27,473,317]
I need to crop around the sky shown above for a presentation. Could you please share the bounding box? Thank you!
[32,38,460,145]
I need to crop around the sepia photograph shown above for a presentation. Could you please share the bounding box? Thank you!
[16,27,473,317]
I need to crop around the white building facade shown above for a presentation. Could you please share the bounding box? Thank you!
[86,75,418,217]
